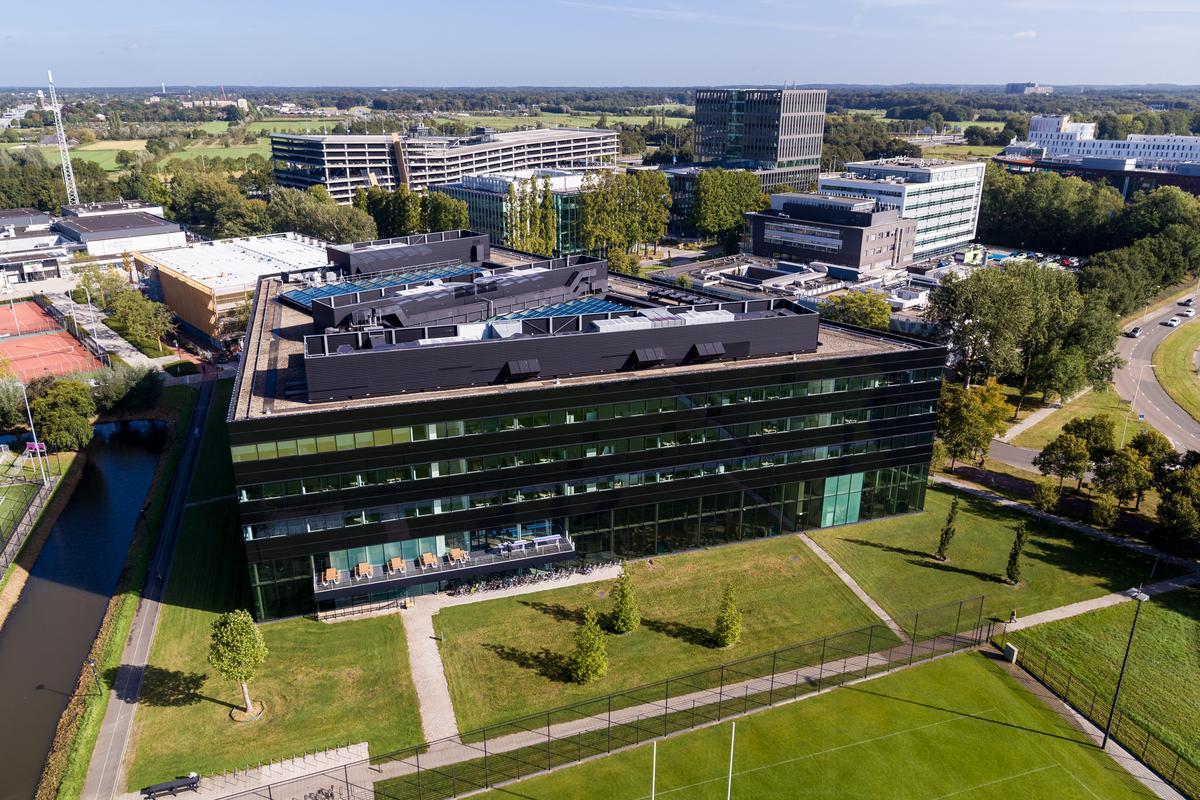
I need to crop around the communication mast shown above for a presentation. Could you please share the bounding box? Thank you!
[47,70,79,206]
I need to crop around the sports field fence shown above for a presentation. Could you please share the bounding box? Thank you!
[205,595,988,800]
[0,475,56,573]
[32,294,112,368]
[999,630,1198,800]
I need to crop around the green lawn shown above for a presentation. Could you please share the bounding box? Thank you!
[810,487,1169,623]
[102,318,171,358]
[1012,586,1200,766]
[921,144,1003,160]
[434,535,890,733]
[1011,389,1148,452]
[124,383,423,789]
[195,121,231,134]
[438,653,1147,800]
[1154,317,1200,424]
[164,142,273,163]
[244,117,350,133]
[0,482,39,547]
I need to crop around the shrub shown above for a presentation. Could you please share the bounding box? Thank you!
[1032,482,1061,513]
[1005,523,1029,585]
[934,497,959,561]
[713,584,742,648]
[608,571,640,634]
[1091,492,1120,528]
[568,606,608,684]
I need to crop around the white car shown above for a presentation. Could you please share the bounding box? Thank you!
[1185,308,1196,318]
[1167,316,1182,327]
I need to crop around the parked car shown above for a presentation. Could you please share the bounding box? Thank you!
[1167,316,1182,327]
[1128,326,1144,338]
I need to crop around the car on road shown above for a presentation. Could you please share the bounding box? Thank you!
[1185,308,1196,318]
[1183,297,1195,307]
[1128,326,1144,338]
[1167,316,1182,327]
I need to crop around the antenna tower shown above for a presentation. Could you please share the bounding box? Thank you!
[47,70,78,206]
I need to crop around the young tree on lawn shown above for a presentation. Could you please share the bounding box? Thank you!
[934,497,960,561]
[818,291,891,331]
[208,609,268,715]
[1005,523,1029,585]
[1033,433,1091,490]
[937,379,1013,469]
[568,606,608,684]
[30,379,95,451]
[608,571,640,634]
[713,584,743,648]
[1094,447,1153,508]
[1032,482,1061,513]
[1091,493,1120,528]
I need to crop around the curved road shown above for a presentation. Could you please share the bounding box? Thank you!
[1115,300,1200,452]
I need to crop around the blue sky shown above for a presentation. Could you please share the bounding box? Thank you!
[3,0,1198,87]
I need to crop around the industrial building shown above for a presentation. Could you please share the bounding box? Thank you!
[744,192,918,274]
[1014,115,1200,168]
[133,233,330,346]
[694,88,827,189]
[228,234,943,619]
[818,157,986,260]
[52,212,185,257]
[60,199,167,219]
[272,127,618,202]
[1004,82,1053,95]
[432,169,586,255]
[994,154,1200,201]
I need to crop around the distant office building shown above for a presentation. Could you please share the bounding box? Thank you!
[1017,115,1200,168]
[694,88,827,189]
[133,233,330,345]
[745,193,918,274]
[61,200,166,219]
[1005,82,1053,95]
[994,154,1200,201]
[432,170,587,255]
[272,128,618,203]
[818,157,985,260]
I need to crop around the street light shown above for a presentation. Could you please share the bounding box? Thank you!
[78,283,100,341]
[1101,587,1150,749]
[1119,363,1159,448]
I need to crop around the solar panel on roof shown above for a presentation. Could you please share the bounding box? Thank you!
[494,298,630,321]
[280,264,482,310]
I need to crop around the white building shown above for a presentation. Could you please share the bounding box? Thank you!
[817,157,986,260]
[1022,115,1200,168]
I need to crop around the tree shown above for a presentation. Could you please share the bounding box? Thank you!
[934,497,959,561]
[74,263,128,310]
[927,268,1031,388]
[420,192,469,234]
[568,606,608,684]
[608,571,640,634]
[1129,428,1178,488]
[692,169,766,252]
[1062,414,1116,465]
[538,176,558,255]
[1158,491,1200,544]
[1005,523,1029,585]
[1032,482,1061,513]
[1094,447,1153,508]
[818,291,891,331]
[937,379,1013,469]
[208,609,269,715]
[30,380,96,451]
[1091,493,1120,528]
[713,584,742,648]
[1033,433,1091,490]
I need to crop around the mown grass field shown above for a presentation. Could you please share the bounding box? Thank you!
[1011,389,1148,451]
[434,535,889,733]
[1013,586,1200,767]
[810,487,1170,623]
[123,382,422,790]
[439,653,1148,800]
[921,144,1003,159]
[1154,316,1200,424]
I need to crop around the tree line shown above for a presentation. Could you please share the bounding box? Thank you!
[579,170,672,274]
[350,185,469,243]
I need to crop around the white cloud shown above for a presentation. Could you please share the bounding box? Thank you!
[1014,30,1038,39]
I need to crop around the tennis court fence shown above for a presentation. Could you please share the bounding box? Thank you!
[207,595,988,800]
[32,294,111,368]
[1000,631,1198,800]
[0,476,56,573]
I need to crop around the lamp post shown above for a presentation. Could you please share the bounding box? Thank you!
[79,283,99,341]
[1101,587,1150,749]
[85,658,100,696]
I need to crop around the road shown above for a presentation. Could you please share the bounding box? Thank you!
[1114,299,1200,452]
[81,378,215,800]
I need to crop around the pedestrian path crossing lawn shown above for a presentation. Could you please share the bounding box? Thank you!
[461,652,1148,800]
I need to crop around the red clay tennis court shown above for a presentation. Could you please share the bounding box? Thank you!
[0,330,103,380]
[0,301,62,337]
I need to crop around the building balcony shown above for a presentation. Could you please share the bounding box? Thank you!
[312,535,576,598]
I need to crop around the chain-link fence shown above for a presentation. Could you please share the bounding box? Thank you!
[212,595,987,800]
[0,477,54,573]
[1002,632,1198,800]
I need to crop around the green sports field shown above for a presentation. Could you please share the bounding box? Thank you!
[420,653,1146,799]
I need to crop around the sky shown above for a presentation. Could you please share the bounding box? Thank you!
[3,0,1198,88]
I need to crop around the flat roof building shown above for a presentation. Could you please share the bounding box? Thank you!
[1018,115,1200,168]
[272,127,618,203]
[60,199,166,219]
[0,207,51,229]
[228,235,943,619]
[993,153,1200,201]
[818,157,985,260]
[53,212,185,257]
[133,233,330,345]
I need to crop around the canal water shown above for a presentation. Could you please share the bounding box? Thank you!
[0,420,167,800]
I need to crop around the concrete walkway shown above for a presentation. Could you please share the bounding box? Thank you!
[1005,571,1200,634]
[999,388,1089,443]
[798,533,909,642]
[44,291,158,369]
[82,381,214,800]
[399,564,624,743]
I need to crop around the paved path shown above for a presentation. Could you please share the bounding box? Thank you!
[798,533,909,642]
[1116,297,1200,452]
[1005,572,1200,633]
[1000,388,1089,443]
[82,380,215,800]
[397,564,623,742]
[44,292,158,369]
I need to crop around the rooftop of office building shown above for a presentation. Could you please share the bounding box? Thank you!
[53,211,181,239]
[273,127,614,149]
[136,232,331,292]
[231,240,921,423]
[843,156,982,172]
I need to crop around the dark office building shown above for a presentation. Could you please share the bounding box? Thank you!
[993,155,1200,201]
[228,238,943,620]
[745,193,918,272]
[694,88,827,189]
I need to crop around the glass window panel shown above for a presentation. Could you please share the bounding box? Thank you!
[231,444,257,463]
[316,436,337,453]
[256,442,278,461]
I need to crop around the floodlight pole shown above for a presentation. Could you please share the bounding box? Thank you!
[650,740,657,800]
[726,721,736,800]
[1101,588,1149,749]
[20,382,49,487]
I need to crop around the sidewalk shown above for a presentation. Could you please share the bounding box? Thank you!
[44,292,157,369]
[798,533,909,642]
[1005,571,1200,633]
[999,388,1089,443]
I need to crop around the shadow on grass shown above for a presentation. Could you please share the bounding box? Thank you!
[482,643,572,683]
[840,538,931,560]
[105,665,237,709]
[904,557,1007,585]
[519,600,587,626]
[642,617,714,648]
